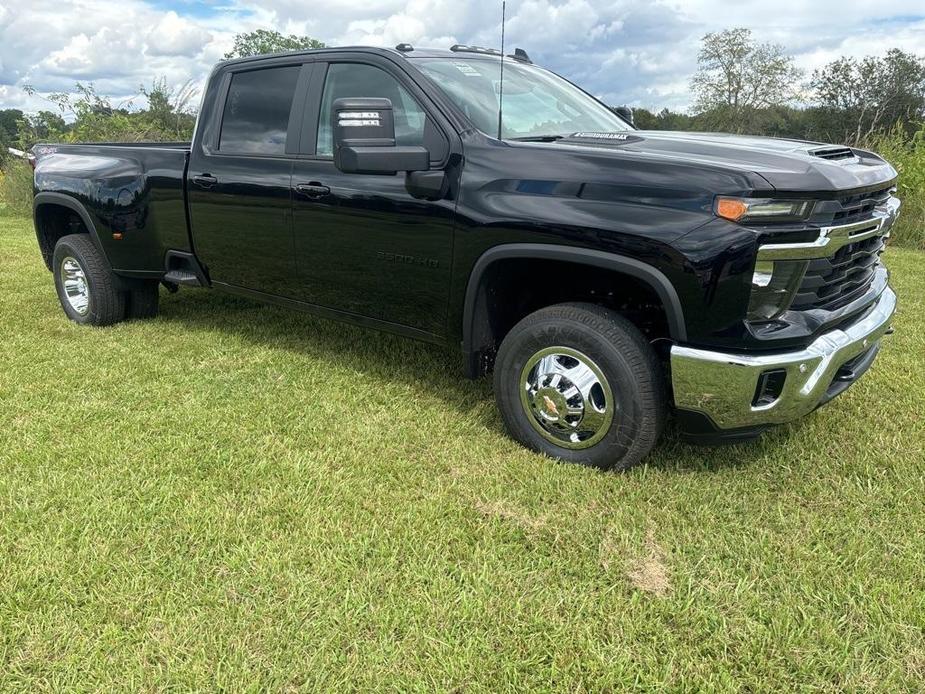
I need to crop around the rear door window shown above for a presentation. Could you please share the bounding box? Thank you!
[219,66,301,155]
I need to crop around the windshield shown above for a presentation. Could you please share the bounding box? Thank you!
[410,57,632,140]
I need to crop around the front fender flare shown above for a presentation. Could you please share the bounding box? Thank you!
[461,243,687,355]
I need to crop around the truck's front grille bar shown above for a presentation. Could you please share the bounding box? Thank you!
[756,196,899,263]
[789,234,886,312]
[755,195,899,316]
[830,185,893,226]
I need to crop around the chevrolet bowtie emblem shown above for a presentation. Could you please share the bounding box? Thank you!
[542,395,559,415]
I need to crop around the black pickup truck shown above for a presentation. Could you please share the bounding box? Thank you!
[31,44,900,470]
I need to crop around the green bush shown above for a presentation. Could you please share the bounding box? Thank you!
[869,125,925,251]
[0,159,33,218]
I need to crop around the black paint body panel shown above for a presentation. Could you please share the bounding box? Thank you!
[32,47,898,356]
[33,143,191,274]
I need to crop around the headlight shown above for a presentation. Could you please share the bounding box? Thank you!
[715,197,814,224]
[747,259,807,321]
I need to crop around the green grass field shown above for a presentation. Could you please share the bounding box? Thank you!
[1,215,923,690]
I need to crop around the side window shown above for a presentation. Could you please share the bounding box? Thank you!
[219,66,301,155]
[317,63,426,157]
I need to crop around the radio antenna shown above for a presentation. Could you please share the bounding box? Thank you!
[497,0,506,140]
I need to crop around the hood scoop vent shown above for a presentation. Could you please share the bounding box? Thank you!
[810,146,855,161]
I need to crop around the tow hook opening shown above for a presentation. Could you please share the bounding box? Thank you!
[752,369,787,408]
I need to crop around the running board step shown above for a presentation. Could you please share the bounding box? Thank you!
[163,269,202,286]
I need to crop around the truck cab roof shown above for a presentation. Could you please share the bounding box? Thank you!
[219,45,528,68]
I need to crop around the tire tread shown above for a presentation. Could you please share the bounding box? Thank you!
[494,302,666,471]
[53,234,126,326]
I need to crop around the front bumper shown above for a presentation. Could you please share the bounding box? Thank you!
[670,285,896,433]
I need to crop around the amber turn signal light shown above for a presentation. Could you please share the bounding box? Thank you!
[715,197,749,221]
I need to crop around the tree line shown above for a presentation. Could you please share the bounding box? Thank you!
[631,28,925,145]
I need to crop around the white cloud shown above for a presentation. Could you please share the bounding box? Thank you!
[505,0,601,45]
[341,14,428,46]
[146,12,213,57]
[0,0,923,117]
[41,28,142,78]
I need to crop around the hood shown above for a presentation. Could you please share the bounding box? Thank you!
[551,130,897,194]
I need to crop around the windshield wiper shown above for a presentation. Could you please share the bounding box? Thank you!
[509,134,568,142]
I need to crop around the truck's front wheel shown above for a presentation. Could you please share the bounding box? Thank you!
[53,234,126,326]
[493,303,666,471]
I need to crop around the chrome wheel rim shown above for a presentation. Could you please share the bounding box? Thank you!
[519,346,614,450]
[61,257,90,316]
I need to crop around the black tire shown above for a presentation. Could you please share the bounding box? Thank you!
[127,281,160,320]
[52,234,126,326]
[493,303,666,471]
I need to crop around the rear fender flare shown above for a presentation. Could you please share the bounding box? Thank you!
[33,192,106,261]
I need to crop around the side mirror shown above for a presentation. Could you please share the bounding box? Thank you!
[612,105,634,127]
[333,97,430,175]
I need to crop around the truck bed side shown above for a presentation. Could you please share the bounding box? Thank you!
[33,142,191,277]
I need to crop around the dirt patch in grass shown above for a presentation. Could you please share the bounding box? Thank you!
[907,648,925,681]
[626,528,670,597]
[472,498,547,532]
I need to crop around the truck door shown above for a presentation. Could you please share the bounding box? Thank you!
[187,60,310,296]
[290,58,455,338]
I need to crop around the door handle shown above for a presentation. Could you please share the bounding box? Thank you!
[193,174,218,189]
[295,183,331,198]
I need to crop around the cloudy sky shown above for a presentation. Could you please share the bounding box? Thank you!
[1,0,924,117]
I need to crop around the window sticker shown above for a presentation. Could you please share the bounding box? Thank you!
[453,62,481,77]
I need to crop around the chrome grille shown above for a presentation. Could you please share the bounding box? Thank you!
[790,234,886,312]
[830,186,892,226]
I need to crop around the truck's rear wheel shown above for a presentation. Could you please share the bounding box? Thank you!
[493,303,666,471]
[53,234,126,326]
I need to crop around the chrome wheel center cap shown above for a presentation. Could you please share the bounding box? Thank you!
[533,386,574,424]
[61,257,90,316]
[520,347,614,450]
